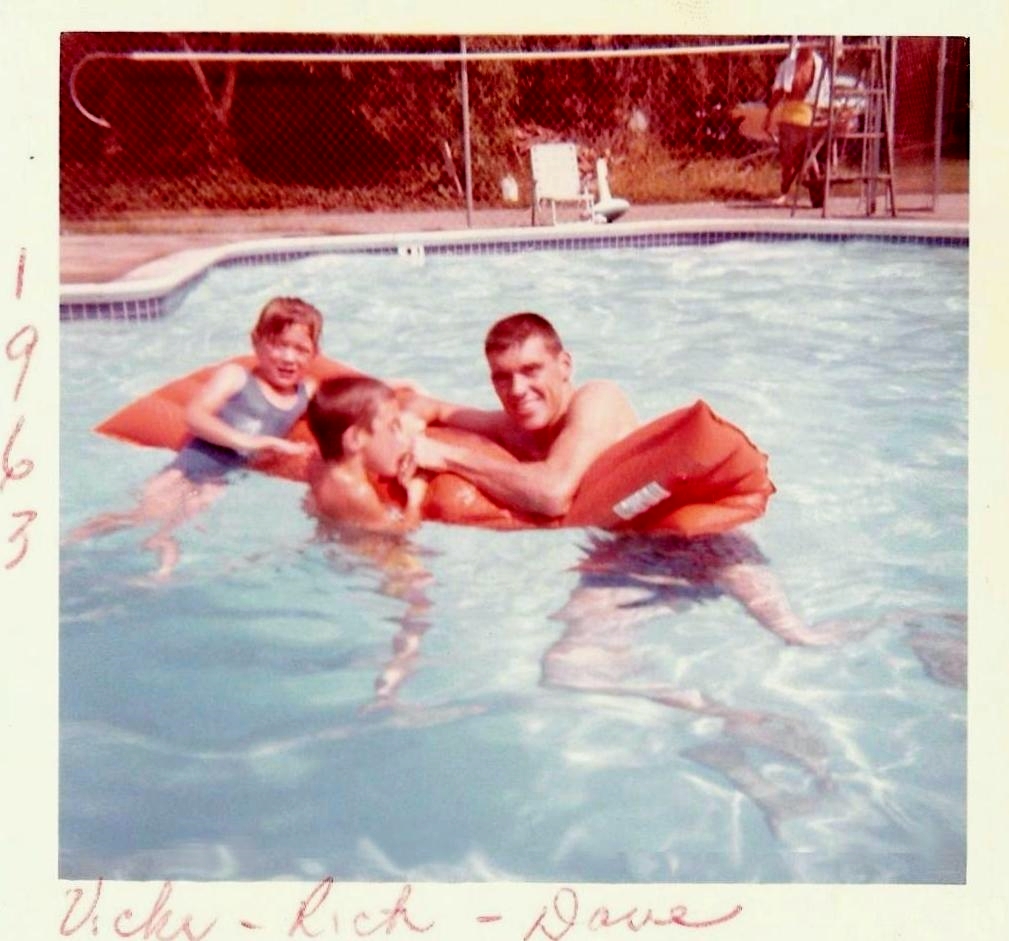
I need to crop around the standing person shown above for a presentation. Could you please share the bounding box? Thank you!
[763,39,828,207]
[66,296,324,579]
[409,312,639,518]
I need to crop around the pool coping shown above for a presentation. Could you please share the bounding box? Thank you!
[60,215,969,319]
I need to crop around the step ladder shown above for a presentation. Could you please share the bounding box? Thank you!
[792,36,898,218]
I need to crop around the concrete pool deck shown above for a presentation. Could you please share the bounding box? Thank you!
[60,193,969,286]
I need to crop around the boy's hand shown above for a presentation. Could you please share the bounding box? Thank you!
[396,450,418,488]
[257,436,312,457]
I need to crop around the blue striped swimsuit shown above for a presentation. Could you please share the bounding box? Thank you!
[170,374,309,481]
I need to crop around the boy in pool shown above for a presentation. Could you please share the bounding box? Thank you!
[67,296,324,579]
[305,376,428,534]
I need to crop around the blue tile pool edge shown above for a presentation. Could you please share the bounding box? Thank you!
[60,217,969,322]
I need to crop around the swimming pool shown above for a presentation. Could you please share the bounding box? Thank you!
[60,235,967,883]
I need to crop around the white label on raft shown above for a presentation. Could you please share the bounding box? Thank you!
[612,481,672,520]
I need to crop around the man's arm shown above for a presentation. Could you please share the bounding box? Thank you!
[404,391,511,441]
[414,381,638,517]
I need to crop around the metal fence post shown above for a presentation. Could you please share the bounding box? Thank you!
[932,36,947,212]
[889,38,899,210]
[460,36,474,227]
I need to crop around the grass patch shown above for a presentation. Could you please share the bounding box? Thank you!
[61,151,968,223]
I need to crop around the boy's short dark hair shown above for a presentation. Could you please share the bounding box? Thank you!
[484,312,564,359]
[307,376,393,461]
[253,297,324,348]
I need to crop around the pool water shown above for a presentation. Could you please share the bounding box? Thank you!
[60,238,967,883]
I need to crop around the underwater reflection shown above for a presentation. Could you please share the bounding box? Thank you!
[316,525,435,714]
[542,531,863,835]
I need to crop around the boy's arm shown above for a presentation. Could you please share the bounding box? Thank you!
[401,476,428,529]
[185,363,307,455]
[310,467,425,535]
[414,381,637,518]
[184,363,258,450]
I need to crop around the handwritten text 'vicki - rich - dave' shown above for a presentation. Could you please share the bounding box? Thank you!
[59,878,744,940]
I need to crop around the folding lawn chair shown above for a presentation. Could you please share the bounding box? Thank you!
[530,142,593,225]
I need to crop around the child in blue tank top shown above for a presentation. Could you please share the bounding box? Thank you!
[67,297,324,580]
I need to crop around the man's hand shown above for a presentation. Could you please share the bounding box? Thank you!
[412,434,450,473]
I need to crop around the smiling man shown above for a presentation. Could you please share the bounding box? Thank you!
[411,312,639,517]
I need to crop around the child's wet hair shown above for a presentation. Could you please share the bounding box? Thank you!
[252,297,324,348]
[307,376,395,461]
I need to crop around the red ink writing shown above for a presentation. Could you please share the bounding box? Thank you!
[5,508,36,569]
[6,324,38,402]
[289,878,434,938]
[60,880,217,939]
[525,888,579,941]
[524,887,742,939]
[353,885,434,937]
[58,878,742,939]
[15,247,26,299]
[288,878,337,938]
[3,279,38,570]
[2,415,33,490]
[588,904,744,931]
[60,879,217,940]
[113,881,217,940]
[60,879,103,936]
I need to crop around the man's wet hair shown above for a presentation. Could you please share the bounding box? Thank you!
[484,312,564,359]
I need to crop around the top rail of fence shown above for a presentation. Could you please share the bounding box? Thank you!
[69,40,798,129]
[75,41,797,66]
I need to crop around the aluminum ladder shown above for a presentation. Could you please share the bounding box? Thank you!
[819,36,898,217]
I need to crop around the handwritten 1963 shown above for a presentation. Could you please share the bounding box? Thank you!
[4,248,38,569]
[59,878,743,940]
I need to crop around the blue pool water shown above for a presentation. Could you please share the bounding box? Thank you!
[60,237,967,883]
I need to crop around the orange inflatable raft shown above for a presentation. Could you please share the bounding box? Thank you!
[95,356,775,538]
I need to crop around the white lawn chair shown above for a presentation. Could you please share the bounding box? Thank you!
[530,142,593,225]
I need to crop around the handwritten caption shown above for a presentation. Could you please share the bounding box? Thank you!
[4,248,38,570]
[59,879,743,940]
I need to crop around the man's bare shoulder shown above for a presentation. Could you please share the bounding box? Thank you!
[571,380,639,423]
[574,378,632,401]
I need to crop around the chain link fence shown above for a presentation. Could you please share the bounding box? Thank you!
[61,34,968,222]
